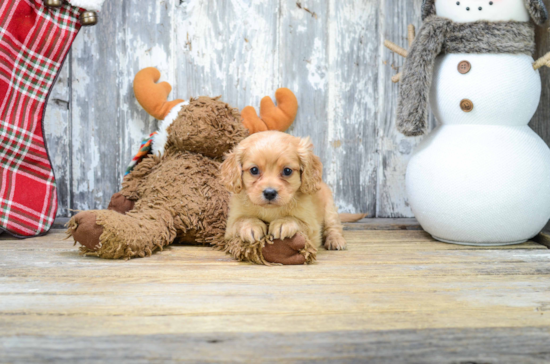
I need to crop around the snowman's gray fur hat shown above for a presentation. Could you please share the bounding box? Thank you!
[421,0,548,25]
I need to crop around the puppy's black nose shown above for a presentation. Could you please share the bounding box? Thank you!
[263,188,278,201]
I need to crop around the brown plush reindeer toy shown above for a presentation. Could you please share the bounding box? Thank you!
[67,68,312,265]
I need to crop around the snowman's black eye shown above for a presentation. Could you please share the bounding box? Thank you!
[489,1,493,4]
[456,1,460,5]
[466,7,470,11]
[478,6,483,10]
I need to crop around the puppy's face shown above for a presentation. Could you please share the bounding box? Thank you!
[240,139,302,207]
[221,131,323,208]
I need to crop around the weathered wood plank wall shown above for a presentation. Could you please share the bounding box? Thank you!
[44,0,550,218]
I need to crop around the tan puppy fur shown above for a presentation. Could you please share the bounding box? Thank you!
[220,131,346,251]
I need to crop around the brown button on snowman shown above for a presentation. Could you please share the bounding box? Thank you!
[457,60,471,74]
[385,0,550,245]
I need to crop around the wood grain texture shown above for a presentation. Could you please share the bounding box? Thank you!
[377,0,425,218]
[324,0,379,217]
[70,4,123,211]
[44,62,71,217]
[2,328,550,363]
[42,0,550,218]
[280,0,329,189]
[343,217,421,231]
[175,0,279,109]
[116,0,178,180]
[0,228,548,362]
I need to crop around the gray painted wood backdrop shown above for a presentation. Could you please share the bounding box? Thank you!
[44,0,550,218]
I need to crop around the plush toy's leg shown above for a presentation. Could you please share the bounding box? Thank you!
[67,209,176,259]
[120,154,162,201]
[223,233,317,266]
[68,211,104,251]
[107,192,135,214]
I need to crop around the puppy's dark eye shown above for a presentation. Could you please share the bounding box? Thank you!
[283,168,293,176]
[250,167,260,176]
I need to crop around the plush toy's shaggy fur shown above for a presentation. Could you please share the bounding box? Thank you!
[397,16,535,136]
[66,91,320,265]
[67,97,248,259]
[421,0,548,24]
[67,66,313,264]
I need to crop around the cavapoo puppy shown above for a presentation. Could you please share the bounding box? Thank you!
[220,131,348,253]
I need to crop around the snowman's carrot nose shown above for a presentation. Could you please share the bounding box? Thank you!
[133,68,185,120]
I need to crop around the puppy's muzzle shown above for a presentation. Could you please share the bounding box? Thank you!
[263,188,278,201]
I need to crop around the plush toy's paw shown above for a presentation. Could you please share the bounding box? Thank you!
[107,192,135,214]
[221,233,317,265]
[238,220,267,243]
[67,211,104,251]
[268,218,301,240]
[324,233,347,251]
[262,234,315,265]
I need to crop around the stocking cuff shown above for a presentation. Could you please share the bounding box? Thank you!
[68,0,106,11]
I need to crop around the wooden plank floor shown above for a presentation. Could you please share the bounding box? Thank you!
[1,223,550,363]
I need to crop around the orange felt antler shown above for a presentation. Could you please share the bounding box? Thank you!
[241,88,299,134]
[133,68,184,120]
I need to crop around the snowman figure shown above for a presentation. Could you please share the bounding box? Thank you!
[385,0,550,245]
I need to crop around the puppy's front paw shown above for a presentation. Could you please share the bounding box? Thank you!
[238,220,267,243]
[324,233,347,251]
[269,218,301,240]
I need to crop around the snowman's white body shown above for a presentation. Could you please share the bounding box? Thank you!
[405,1,550,245]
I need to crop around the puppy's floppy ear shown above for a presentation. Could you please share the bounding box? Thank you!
[297,137,323,194]
[220,146,244,194]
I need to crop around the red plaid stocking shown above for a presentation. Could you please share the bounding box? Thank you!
[0,0,81,237]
